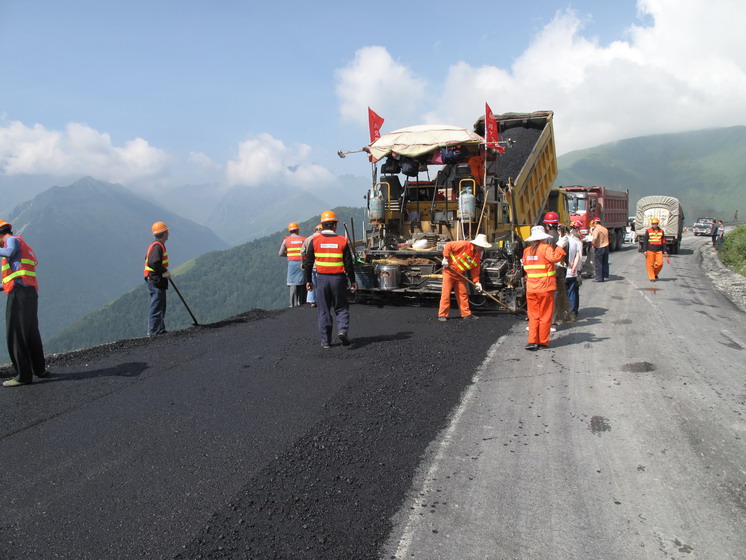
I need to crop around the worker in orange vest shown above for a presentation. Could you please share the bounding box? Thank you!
[0,220,49,386]
[438,234,492,321]
[522,226,568,350]
[641,217,668,282]
[279,222,306,307]
[144,221,171,336]
[304,211,358,348]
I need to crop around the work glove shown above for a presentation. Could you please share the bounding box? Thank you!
[162,271,171,279]
[474,282,483,293]
[557,236,569,249]
[441,257,449,267]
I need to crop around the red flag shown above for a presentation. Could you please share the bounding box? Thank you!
[485,103,504,153]
[368,107,384,143]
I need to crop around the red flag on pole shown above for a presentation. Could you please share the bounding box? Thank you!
[485,103,504,153]
[368,107,384,143]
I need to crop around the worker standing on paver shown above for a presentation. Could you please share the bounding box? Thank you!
[0,220,49,387]
[522,226,567,350]
[304,211,358,348]
[144,221,171,336]
[301,224,323,308]
[641,217,668,282]
[590,217,609,282]
[438,234,492,322]
[279,222,306,308]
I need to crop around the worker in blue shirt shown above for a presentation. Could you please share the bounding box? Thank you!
[0,220,48,387]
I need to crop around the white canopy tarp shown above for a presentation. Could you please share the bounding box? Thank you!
[367,124,484,161]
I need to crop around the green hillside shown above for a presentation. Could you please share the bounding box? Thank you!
[45,208,366,354]
[556,126,746,221]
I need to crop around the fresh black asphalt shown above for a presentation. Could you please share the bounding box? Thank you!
[0,303,514,559]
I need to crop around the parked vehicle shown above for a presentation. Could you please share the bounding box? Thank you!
[692,218,712,236]
[559,185,629,251]
[635,196,685,254]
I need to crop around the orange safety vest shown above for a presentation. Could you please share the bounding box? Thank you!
[284,235,306,261]
[144,241,169,278]
[646,228,665,245]
[522,243,564,293]
[313,234,347,274]
[444,240,481,279]
[1,236,39,294]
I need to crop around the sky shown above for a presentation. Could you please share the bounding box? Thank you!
[1,0,745,200]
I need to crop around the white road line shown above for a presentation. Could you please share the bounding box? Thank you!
[392,332,508,559]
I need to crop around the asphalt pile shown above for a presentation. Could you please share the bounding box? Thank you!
[1,303,514,560]
[173,307,511,559]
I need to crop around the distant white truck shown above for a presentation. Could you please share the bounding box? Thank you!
[635,195,685,254]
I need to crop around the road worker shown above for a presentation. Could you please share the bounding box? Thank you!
[0,220,49,386]
[522,225,568,350]
[543,211,572,324]
[590,217,609,281]
[279,222,306,307]
[304,211,358,348]
[438,234,492,321]
[300,224,323,308]
[564,221,584,321]
[641,217,668,282]
[144,221,171,336]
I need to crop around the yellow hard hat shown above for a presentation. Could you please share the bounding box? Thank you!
[320,210,338,223]
[651,217,659,224]
[288,222,300,231]
[315,224,323,231]
[152,221,169,235]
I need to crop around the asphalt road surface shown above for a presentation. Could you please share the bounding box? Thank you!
[1,234,744,559]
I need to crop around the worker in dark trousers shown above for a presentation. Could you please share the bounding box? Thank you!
[0,220,48,387]
[304,211,358,349]
[590,217,609,281]
[144,221,171,336]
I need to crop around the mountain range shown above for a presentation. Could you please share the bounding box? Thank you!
[4,177,228,345]
[555,126,746,221]
[45,208,366,354]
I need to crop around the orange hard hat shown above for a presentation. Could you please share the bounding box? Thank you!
[651,217,660,224]
[320,210,338,223]
[288,222,300,231]
[0,220,11,231]
[543,211,559,224]
[152,221,169,235]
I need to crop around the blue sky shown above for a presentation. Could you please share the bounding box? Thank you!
[1,0,744,198]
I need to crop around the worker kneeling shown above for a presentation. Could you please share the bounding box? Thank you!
[438,234,492,322]
[522,226,567,350]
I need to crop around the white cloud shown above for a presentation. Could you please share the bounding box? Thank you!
[341,1,746,155]
[335,46,427,131]
[225,133,338,189]
[0,121,169,182]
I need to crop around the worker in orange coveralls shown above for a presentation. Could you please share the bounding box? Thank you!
[438,234,492,321]
[641,217,668,282]
[522,226,568,350]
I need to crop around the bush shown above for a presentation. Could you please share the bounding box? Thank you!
[719,226,746,276]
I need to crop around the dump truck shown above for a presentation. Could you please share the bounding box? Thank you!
[341,110,562,311]
[559,185,629,250]
[635,195,685,254]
